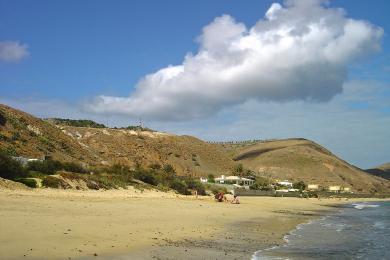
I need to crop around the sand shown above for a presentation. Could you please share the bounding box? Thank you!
[0,188,385,260]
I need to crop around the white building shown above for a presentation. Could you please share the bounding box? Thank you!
[308,184,319,191]
[342,187,351,193]
[277,180,293,187]
[199,177,208,183]
[328,186,341,192]
[214,175,255,188]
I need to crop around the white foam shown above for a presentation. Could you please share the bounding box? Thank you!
[353,203,380,210]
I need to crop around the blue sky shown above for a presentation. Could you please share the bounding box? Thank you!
[1,0,389,168]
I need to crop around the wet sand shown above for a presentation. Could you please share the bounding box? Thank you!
[0,188,383,260]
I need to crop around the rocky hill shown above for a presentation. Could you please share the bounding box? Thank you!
[0,104,235,176]
[1,103,389,194]
[0,104,96,164]
[59,126,235,176]
[218,139,389,194]
[366,163,390,180]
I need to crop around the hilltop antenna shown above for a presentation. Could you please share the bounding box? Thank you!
[138,117,143,128]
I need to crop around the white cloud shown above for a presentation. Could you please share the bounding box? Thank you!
[157,80,390,168]
[0,41,29,63]
[88,0,382,121]
[1,80,389,168]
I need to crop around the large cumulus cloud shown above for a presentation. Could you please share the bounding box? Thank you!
[86,0,383,120]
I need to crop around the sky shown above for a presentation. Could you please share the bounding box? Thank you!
[0,0,389,168]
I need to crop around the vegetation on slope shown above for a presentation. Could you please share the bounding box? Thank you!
[45,118,106,128]
[0,151,206,195]
[0,104,97,164]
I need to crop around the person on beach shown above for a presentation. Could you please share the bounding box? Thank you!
[215,192,226,202]
[231,195,240,204]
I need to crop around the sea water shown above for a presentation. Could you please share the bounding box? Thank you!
[253,201,390,260]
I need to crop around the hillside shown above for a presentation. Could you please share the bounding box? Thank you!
[366,163,390,180]
[59,126,235,176]
[218,139,390,194]
[1,103,389,194]
[0,104,235,176]
[0,104,97,164]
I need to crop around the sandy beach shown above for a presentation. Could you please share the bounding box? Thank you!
[0,188,384,260]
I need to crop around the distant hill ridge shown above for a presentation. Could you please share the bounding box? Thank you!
[0,103,389,194]
[366,163,390,180]
[45,118,154,132]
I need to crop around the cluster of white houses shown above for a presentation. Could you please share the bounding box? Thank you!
[200,175,352,193]
[200,175,255,189]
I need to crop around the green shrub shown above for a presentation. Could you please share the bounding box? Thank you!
[15,178,37,188]
[105,163,131,175]
[170,179,190,195]
[207,184,228,195]
[0,152,27,180]
[27,160,62,174]
[183,177,206,195]
[293,181,306,191]
[133,169,157,185]
[62,162,86,173]
[26,171,46,178]
[42,176,70,189]
[0,111,6,126]
[46,118,106,128]
[27,160,86,174]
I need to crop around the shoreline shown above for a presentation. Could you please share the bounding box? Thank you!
[252,200,389,259]
[0,188,388,260]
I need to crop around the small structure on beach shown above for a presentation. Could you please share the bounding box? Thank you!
[277,180,293,187]
[328,185,341,192]
[214,175,254,188]
[342,187,351,193]
[308,184,319,191]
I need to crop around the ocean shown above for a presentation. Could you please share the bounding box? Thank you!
[253,201,390,260]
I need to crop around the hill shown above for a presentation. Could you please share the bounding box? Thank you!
[218,139,389,194]
[58,126,235,176]
[0,104,97,164]
[366,163,390,180]
[1,103,389,194]
[0,104,235,176]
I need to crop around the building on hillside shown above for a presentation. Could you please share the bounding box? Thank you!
[328,186,341,192]
[214,175,255,188]
[342,187,351,193]
[277,180,293,187]
[11,156,44,166]
[199,177,208,183]
[307,184,319,191]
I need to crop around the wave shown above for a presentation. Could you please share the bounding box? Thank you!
[353,203,380,210]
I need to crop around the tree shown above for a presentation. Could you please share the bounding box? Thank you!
[293,181,306,191]
[233,164,244,176]
[0,152,27,180]
[207,174,215,183]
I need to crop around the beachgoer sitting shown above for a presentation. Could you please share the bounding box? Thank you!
[231,195,240,204]
[214,192,220,202]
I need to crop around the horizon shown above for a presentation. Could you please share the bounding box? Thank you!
[1,0,390,168]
